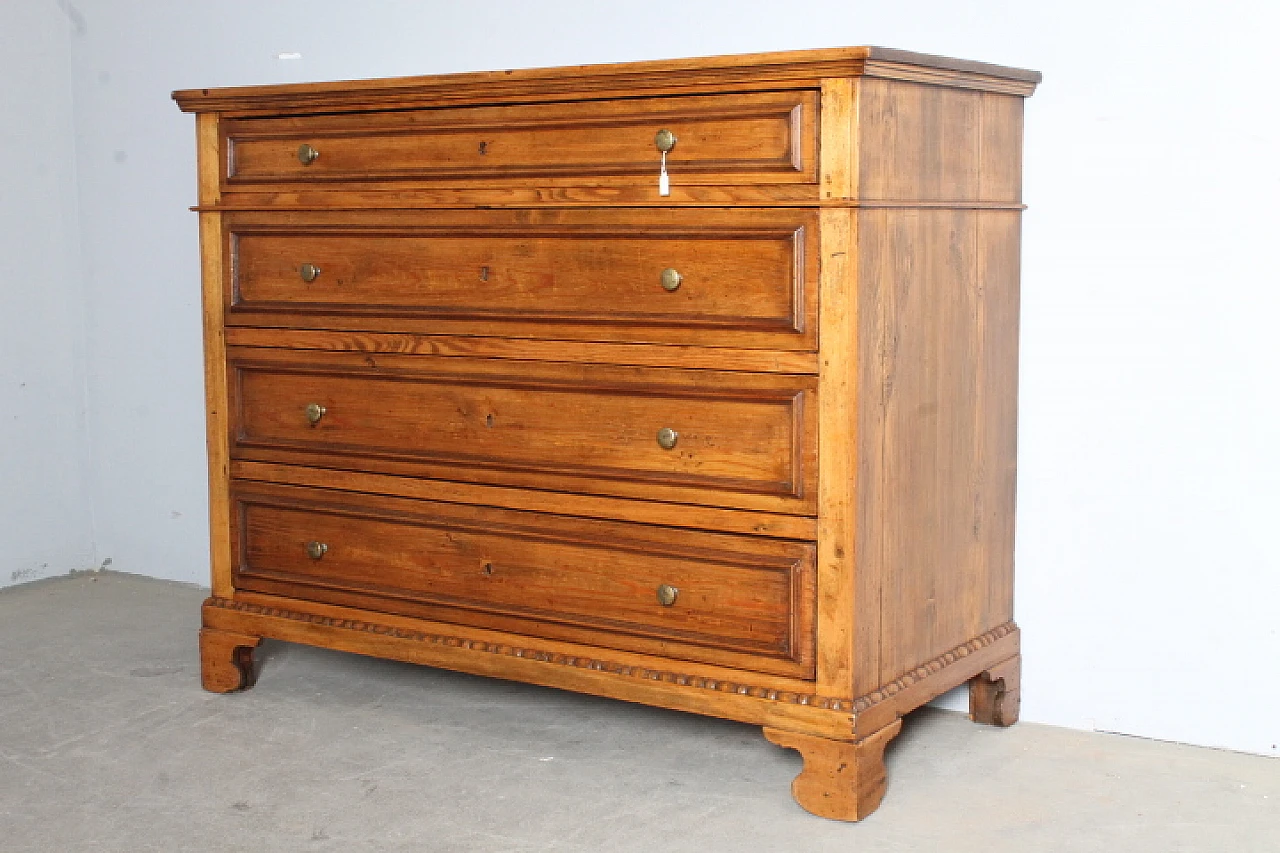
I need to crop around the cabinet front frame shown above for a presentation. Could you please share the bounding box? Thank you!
[195,78,866,705]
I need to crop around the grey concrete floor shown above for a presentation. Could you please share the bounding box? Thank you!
[0,573,1276,852]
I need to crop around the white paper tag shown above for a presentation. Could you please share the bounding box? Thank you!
[659,151,670,196]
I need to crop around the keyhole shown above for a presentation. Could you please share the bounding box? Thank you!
[479,266,490,282]
[484,414,495,428]
[478,141,488,155]
[482,562,494,576]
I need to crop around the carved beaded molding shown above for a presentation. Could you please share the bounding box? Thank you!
[206,597,1015,714]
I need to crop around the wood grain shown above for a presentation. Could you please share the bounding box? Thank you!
[228,348,819,515]
[203,594,855,738]
[196,112,234,599]
[819,78,856,201]
[234,232,798,328]
[856,79,1026,204]
[226,207,816,350]
[179,47,1037,822]
[814,208,860,697]
[970,653,1021,727]
[199,628,261,692]
[201,592,1016,734]
[223,328,820,375]
[764,719,902,821]
[850,624,1018,737]
[173,46,1039,116]
[978,92,1026,203]
[856,208,1021,689]
[230,460,819,540]
[231,481,817,677]
[225,91,816,187]
[201,185,1029,210]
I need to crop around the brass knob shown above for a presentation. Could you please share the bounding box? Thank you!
[656,427,678,450]
[660,268,683,292]
[657,584,679,607]
[654,129,677,153]
[305,541,328,560]
[297,143,319,165]
[299,263,321,282]
[304,402,326,425]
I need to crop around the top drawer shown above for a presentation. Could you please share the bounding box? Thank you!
[222,91,817,188]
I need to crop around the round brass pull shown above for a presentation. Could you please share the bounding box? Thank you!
[299,263,321,282]
[660,268,683,292]
[656,427,678,450]
[657,584,679,607]
[654,129,677,153]
[297,143,319,165]
[304,402,326,425]
[305,541,328,560]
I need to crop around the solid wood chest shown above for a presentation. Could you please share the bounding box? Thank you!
[176,46,1039,820]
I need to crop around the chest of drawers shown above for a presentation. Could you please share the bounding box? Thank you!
[176,46,1039,821]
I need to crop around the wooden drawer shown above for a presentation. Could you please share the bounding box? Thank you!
[225,209,817,350]
[228,349,817,515]
[231,483,817,677]
[222,91,816,187]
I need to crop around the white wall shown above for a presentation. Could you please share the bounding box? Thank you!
[35,0,1280,756]
[0,2,96,589]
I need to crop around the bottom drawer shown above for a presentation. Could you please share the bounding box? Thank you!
[231,483,816,678]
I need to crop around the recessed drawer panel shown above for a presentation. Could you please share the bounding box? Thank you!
[228,209,813,348]
[223,91,816,187]
[228,349,817,515]
[231,483,816,677]
[226,209,817,350]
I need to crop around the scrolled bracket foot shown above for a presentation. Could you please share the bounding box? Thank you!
[763,718,903,821]
[969,653,1021,727]
[199,628,262,693]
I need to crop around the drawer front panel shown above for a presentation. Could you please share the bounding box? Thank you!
[236,229,795,322]
[229,350,817,515]
[232,484,817,676]
[223,91,816,186]
[225,209,818,350]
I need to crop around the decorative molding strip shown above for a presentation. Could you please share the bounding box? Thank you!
[193,200,1030,213]
[861,59,1038,96]
[850,622,1018,713]
[174,48,1038,114]
[847,200,1028,210]
[206,596,1014,716]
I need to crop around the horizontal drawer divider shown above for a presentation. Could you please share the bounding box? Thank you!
[230,461,819,539]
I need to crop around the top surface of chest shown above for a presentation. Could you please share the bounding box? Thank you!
[175,46,1038,210]
[174,46,1039,115]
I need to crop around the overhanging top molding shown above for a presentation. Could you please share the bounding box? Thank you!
[173,46,1041,115]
